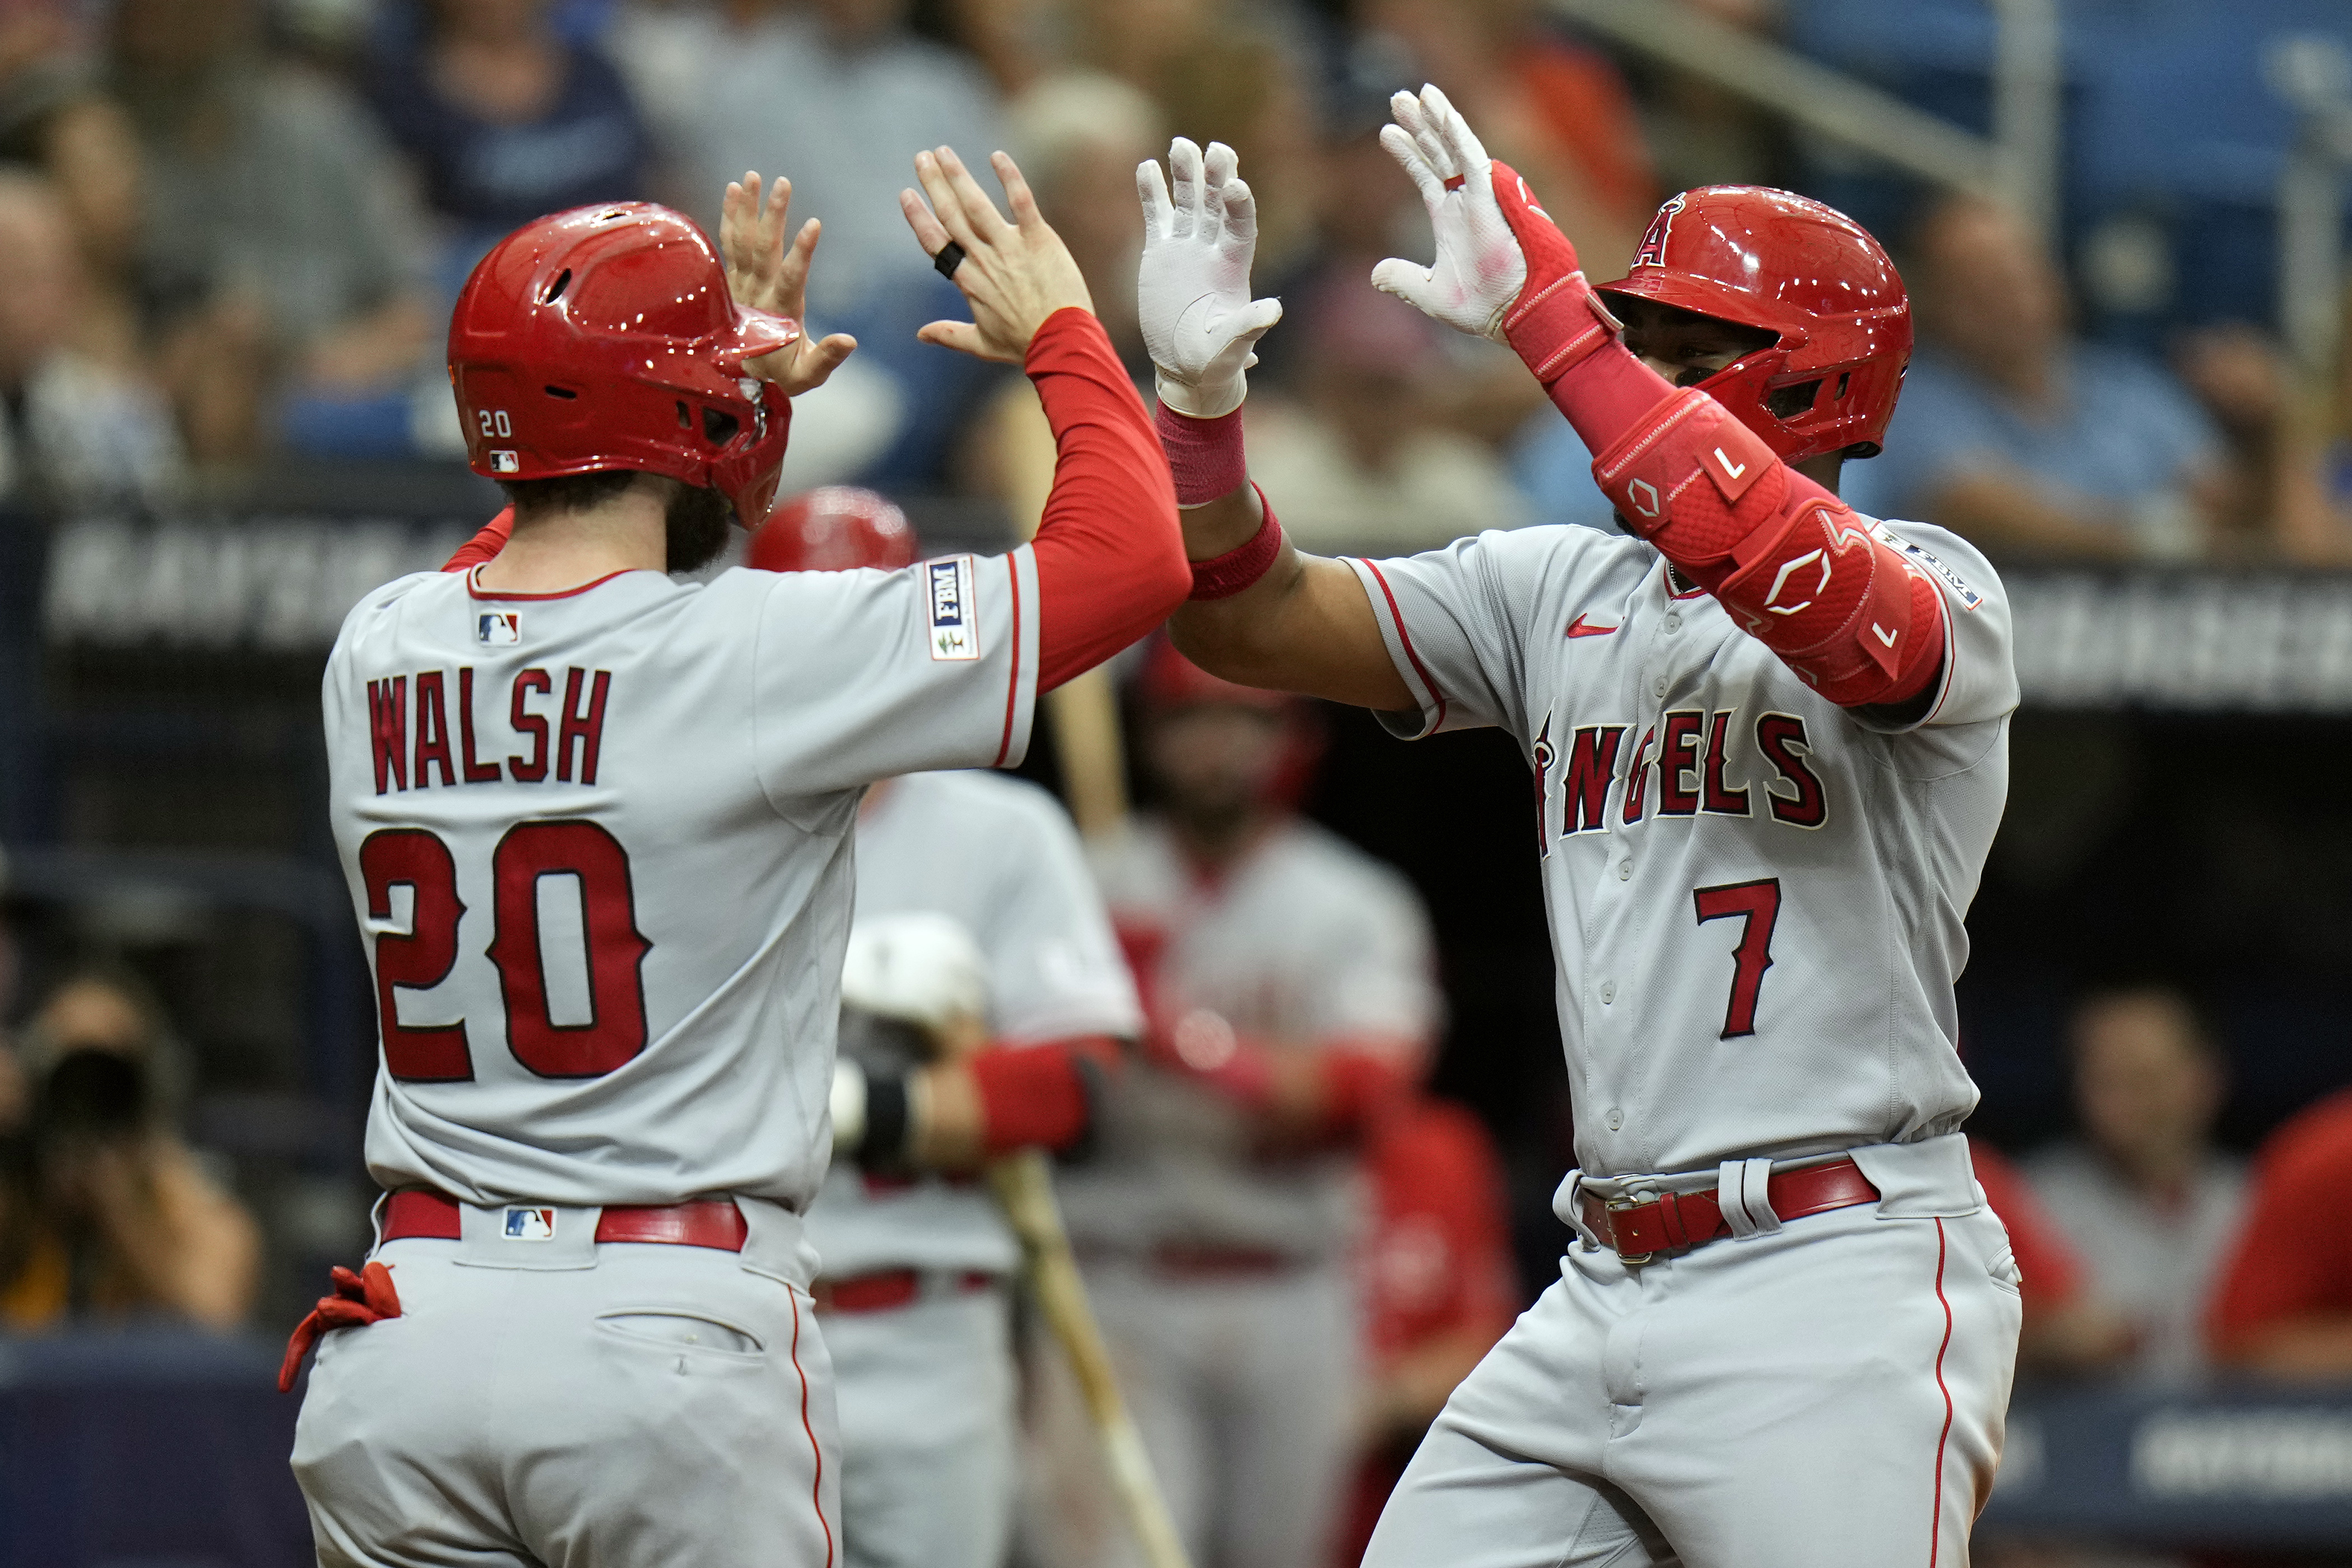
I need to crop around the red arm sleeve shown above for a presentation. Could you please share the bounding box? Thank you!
[442,507,515,573]
[969,1035,1122,1156]
[1023,309,1189,691]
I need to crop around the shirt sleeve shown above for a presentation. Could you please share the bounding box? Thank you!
[1344,525,1618,744]
[1859,517,2019,732]
[979,786,1145,1044]
[751,547,1042,800]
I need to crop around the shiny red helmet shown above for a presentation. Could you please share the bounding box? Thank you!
[1594,186,1911,464]
[448,202,800,526]
[748,487,919,572]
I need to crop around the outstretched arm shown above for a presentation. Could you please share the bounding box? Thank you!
[900,146,1188,690]
[1373,86,1945,712]
[1131,137,1413,710]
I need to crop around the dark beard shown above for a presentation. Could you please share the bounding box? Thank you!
[664,485,734,573]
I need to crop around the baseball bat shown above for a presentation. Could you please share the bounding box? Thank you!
[987,1150,1192,1568]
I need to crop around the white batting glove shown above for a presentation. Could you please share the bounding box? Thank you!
[838,911,990,1041]
[1137,138,1284,419]
[1369,85,1529,342]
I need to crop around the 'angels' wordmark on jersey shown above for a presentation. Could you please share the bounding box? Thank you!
[1530,707,1828,844]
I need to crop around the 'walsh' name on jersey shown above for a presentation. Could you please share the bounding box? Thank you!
[1532,706,1827,849]
[364,666,612,795]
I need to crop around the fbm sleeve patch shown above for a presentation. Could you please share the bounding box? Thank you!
[927,555,981,661]
[1874,523,1983,612]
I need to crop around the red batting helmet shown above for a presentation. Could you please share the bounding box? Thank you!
[448,202,800,526]
[1137,634,1290,714]
[748,487,919,572]
[1594,186,1911,464]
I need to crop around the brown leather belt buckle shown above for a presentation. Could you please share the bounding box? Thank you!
[1604,1192,1662,1265]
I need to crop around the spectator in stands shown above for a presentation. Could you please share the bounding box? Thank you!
[1245,275,1529,553]
[1332,1094,1519,1568]
[610,0,1005,482]
[2026,987,2245,1383]
[365,0,652,270]
[1971,1136,2137,1378]
[0,68,148,386]
[0,172,181,508]
[110,0,434,463]
[1849,195,2229,561]
[0,969,259,1332]
[2208,1086,2352,1379]
[2173,322,2352,564]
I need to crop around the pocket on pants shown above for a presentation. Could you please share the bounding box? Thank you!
[597,1308,765,1359]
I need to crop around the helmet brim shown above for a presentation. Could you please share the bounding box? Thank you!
[714,306,802,370]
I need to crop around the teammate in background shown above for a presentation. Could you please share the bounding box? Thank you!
[2207,1085,2352,1378]
[1052,636,1441,1568]
[744,487,1144,1568]
[283,148,1188,1568]
[1332,1095,1520,1568]
[1138,96,2020,1566]
[1968,1136,2134,1377]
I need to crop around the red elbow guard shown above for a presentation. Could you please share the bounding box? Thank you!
[1594,389,1944,708]
[970,1039,1110,1155]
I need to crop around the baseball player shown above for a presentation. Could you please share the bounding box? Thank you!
[743,486,1143,1568]
[1050,636,1442,1568]
[1136,96,2021,1567]
[280,147,1189,1568]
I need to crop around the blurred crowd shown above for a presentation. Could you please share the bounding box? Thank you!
[0,0,2345,563]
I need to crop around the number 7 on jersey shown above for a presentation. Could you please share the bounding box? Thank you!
[1692,878,1781,1039]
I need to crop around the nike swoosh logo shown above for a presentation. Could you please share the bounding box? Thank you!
[1565,615,1620,638]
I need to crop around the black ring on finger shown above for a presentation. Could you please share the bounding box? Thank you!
[932,240,967,280]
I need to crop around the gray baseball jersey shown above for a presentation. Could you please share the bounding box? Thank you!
[1056,818,1441,1262]
[1345,518,2013,1178]
[804,768,1142,1280]
[321,552,1039,1208]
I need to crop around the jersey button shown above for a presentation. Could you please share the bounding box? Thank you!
[1605,1108,1624,1132]
[1618,859,1632,881]
[1663,613,1681,633]
[1600,980,1615,1005]
[1652,675,1668,698]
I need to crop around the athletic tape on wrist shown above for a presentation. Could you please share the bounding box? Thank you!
[1156,402,1249,506]
[1188,487,1284,601]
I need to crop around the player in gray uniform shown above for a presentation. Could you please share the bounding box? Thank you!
[745,487,1144,1568]
[1136,99,2020,1566]
[1054,636,1441,1568]
[280,151,1191,1568]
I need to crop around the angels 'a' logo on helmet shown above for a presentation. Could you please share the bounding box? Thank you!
[1631,193,1686,269]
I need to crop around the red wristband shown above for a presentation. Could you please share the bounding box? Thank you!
[1188,488,1284,601]
[1155,402,1248,506]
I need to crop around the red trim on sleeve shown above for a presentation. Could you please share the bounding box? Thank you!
[994,552,1024,768]
[1356,558,1448,731]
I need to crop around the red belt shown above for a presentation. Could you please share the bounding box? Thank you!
[1577,1157,1878,1264]
[1149,1243,1295,1278]
[813,1269,996,1314]
[381,1189,749,1251]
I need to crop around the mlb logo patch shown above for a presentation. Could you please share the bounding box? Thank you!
[478,612,521,645]
[501,1207,557,1241]
[490,450,521,474]
[927,556,981,661]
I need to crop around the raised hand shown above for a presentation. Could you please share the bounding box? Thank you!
[1369,84,1537,340]
[718,171,858,395]
[899,146,1093,363]
[1136,137,1284,418]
